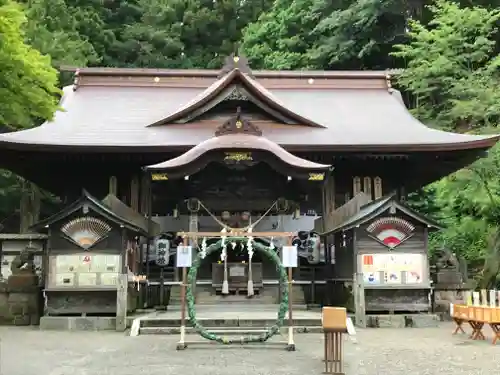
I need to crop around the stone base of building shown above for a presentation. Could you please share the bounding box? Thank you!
[0,277,42,325]
[39,316,135,331]
[362,314,440,328]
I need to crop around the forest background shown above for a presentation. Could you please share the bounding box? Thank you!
[1,0,500,285]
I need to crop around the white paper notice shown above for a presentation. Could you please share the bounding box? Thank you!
[176,246,192,268]
[282,245,298,268]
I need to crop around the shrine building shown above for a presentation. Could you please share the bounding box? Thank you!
[0,55,497,310]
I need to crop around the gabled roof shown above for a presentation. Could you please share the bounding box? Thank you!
[147,68,325,128]
[146,110,331,174]
[323,195,442,235]
[0,59,496,153]
[31,190,158,235]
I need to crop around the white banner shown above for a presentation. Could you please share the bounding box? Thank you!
[176,246,192,268]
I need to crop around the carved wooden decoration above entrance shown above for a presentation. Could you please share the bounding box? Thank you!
[215,107,262,137]
[366,216,415,249]
[218,54,254,79]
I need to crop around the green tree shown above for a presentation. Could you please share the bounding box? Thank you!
[0,0,60,129]
[22,0,99,67]
[309,0,419,70]
[392,0,500,131]
[241,0,323,70]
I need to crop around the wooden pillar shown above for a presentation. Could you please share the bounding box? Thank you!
[321,174,335,233]
[353,272,366,328]
[19,181,41,233]
[373,177,383,199]
[109,176,118,196]
[363,177,372,199]
[116,227,128,331]
[353,176,361,196]
[140,173,149,214]
[130,175,140,211]
[321,174,336,306]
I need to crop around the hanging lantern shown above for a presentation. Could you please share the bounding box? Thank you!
[241,211,250,221]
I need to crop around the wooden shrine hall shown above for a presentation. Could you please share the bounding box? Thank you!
[0,54,497,308]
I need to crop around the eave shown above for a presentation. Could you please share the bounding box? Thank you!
[322,195,443,236]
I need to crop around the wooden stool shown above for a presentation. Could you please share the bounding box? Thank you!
[324,329,345,375]
[490,323,500,345]
[452,318,466,334]
[469,321,486,340]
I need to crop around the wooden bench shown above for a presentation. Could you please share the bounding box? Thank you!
[452,304,500,345]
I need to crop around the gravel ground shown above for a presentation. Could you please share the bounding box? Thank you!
[0,323,499,375]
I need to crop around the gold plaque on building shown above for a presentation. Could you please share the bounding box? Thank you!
[151,173,168,181]
[224,152,253,162]
[308,173,325,181]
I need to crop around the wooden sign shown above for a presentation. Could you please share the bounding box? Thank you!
[322,307,347,330]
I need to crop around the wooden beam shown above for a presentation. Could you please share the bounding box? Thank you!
[177,231,295,238]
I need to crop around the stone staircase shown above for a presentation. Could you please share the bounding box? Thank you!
[167,284,306,307]
[133,302,322,336]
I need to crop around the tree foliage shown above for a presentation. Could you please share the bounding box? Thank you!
[392,0,500,131]
[0,0,60,129]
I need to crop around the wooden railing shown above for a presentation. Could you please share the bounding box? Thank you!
[322,192,372,234]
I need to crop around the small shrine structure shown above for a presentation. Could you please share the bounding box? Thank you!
[322,194,442,313]
[31,190,157,329]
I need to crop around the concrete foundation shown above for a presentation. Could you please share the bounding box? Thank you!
[34,304,439,332]
[39,316,135,331]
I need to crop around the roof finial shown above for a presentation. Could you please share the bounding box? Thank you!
[233,43,240,63]
[218,50,254,79]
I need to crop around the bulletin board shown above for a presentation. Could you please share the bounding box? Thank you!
[360,253,425,286]
[48,253,121,289]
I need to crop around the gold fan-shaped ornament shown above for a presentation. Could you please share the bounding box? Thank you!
[61,217,112,249]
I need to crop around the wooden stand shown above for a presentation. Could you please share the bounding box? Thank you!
[324,329,345,375]
[286,237,296,352]
[322,307,348,374]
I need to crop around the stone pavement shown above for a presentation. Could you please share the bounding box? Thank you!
[1,323,500,375]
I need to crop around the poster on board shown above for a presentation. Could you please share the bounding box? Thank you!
[363,271,380,285]
[361,253,424,285]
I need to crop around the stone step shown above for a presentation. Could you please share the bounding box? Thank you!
[195,296,277,305]
[170,285,306,305]
[139,326,323,335]
[140,317,321,328]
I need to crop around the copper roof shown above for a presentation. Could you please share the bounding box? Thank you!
[0,65,497,152]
